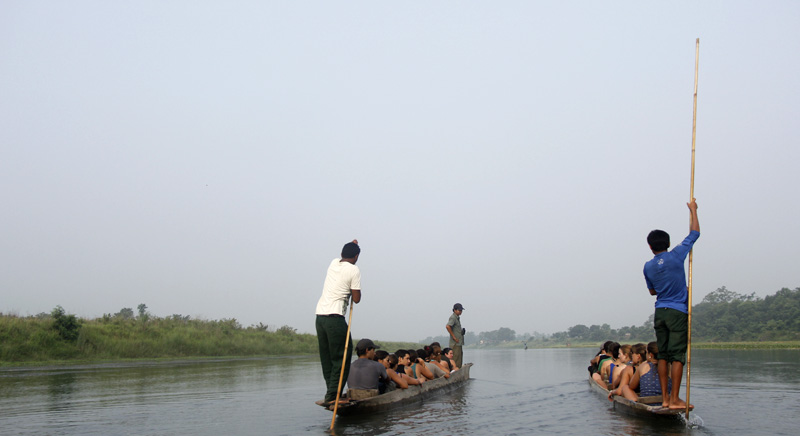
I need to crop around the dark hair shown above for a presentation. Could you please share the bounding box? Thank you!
[443,347,452,355]
[609,342,621,360]
[602,340,614,353]
[647,230,670,252]
[375,350,389,361]
[341,242,361,258]
[395,349,408,359]
[430,341,441,349]
[647,341,659,357]
[631,343,647,361]
[416,348,428,360]
[387,354,399,369]
[407,349,418,361]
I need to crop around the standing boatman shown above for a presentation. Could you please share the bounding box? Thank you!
[644,199,699,410]
[315,239,361,406]
[446,303,465,368]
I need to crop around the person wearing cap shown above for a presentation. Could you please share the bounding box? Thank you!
[446,303,465,367]
[315,239,362,405]
[346,339,388,400]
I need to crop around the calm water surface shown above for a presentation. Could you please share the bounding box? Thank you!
[1,349,798,435]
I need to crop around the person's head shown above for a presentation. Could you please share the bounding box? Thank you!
[407,349,419,362]
[386,354,399,370]
[356,338,378,358]
[430,341,441,349]
[375,349,389,362]
[453,303,465,316]
[601,340,614,354]
[618,344,632,362]
[631,343,647,364]
[430,345,443,361]
[416,348,428,361]
[395,349,410,365]
[341,241,360,262]
[443,348,454,360]
[647,230,670,253]
[608,342,621,361]
[646,341,658,360]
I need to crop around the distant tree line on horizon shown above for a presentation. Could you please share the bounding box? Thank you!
[421,287,800,346]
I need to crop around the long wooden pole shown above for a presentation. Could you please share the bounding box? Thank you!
[686,37,700,420]
[329,300,354,431]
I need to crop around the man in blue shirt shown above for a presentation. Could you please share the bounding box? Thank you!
[644,198,699,410]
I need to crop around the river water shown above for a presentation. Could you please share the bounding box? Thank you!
[1,348,798,435]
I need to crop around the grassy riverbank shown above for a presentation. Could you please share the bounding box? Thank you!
[0,313,422,366]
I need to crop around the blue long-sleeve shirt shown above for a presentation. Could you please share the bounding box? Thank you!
[643,230,700,314]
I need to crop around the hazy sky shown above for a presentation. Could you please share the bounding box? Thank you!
[2,2,798,342]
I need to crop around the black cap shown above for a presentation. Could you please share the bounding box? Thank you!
[453,303,465,311]
[356,338,379,354]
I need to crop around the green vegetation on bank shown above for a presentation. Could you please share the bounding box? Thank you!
[0,305,421,366]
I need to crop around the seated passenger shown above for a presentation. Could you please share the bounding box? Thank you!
[442,348,459,371]
[406,349,434,381]
[428,345,452,374]
[620,342,671,403]
[395,349,426,385]
[346,339,388,400]
[609,344,632,390]
[608,343,645,399]
[589,340,614,375]
[593,341,620,389]
[419,348,449,379]
[375,350,414,391]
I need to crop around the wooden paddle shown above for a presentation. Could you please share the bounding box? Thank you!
[686,37,700,420]
[329,299,355,431]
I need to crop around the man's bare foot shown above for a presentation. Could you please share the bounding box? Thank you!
[323,398,350,407]
[668,398,694,410]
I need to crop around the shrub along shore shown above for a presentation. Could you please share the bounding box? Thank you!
[3,303,798,367]
[0,308,421,367]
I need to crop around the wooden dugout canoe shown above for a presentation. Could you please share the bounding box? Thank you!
[316,363,472,416]
[588,375,687,418]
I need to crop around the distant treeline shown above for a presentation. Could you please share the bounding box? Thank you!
[692,286,800,341]
[0,305,422,365]
[422,287,800,347]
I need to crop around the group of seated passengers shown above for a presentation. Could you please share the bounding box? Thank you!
[589,340,670,403]
[346,339,461,400]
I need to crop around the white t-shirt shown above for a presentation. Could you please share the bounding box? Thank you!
[315,258,361,316]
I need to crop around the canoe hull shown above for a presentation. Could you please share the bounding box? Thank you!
[588,376,686,418]
[318,363,472,416]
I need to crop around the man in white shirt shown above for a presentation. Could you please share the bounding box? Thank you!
[315,239,362,405]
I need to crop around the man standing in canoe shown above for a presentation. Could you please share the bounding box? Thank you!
[315,239,361,406]
[644,199,699,410]
[446,303,465,368]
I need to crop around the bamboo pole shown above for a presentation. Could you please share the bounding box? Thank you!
[329,300,355,431]
[686,37,700,421]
